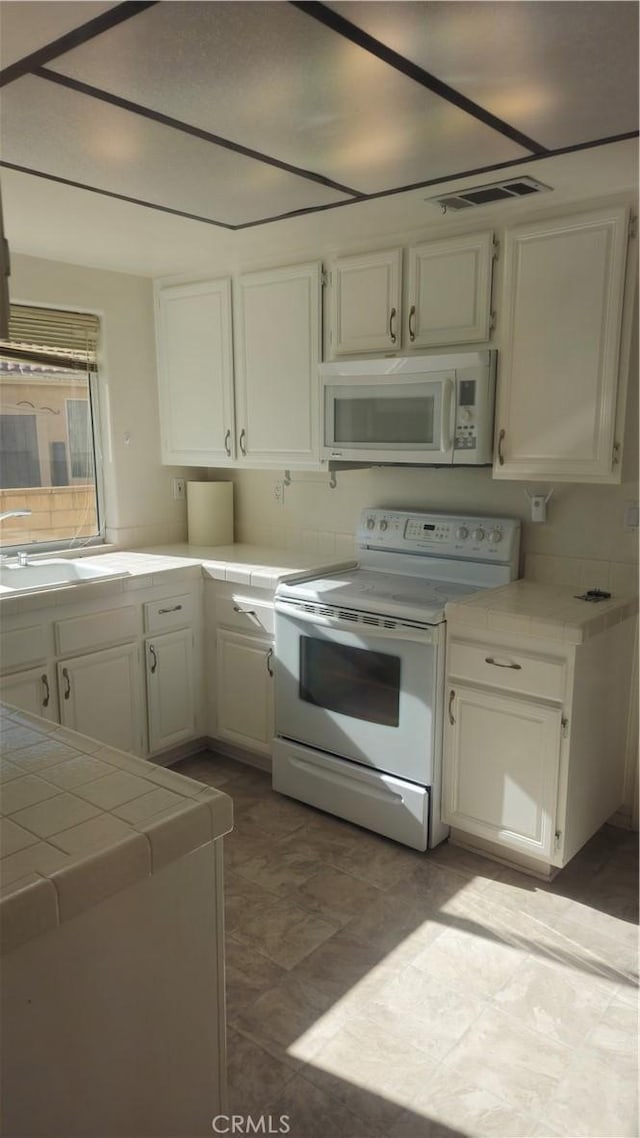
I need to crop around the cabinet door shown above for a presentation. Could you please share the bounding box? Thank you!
[328,248,402,355]
[442,684,562,861]
[494,207,629,482]
[406,231,494,347]
[155,278,235,466]
[0,666,57,722]
[215,628,273,755]
[58,644,143,755]
[234,262,321,468]
[146,629,196,754]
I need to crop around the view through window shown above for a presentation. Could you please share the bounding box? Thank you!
[0,304,102,550]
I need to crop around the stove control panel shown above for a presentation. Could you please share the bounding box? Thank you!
[358,509,520,565]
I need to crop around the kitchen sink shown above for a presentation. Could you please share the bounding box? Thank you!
[0,559,129,594]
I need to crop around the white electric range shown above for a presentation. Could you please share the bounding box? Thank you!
[273,508,521,851]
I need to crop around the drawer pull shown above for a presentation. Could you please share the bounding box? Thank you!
[62,667,71,700]
[158,604,183,615]
[149,644,158,674]
[266,647,274,677]
[448,689,455,725]
[389,306,397,344]
[233,604,261,628]
[497,429,506,465]
[485,656,522,670]
[41,673,50,708]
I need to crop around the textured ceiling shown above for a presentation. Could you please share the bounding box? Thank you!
[0,0,638,232]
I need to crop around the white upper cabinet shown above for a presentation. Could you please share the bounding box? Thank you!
[327,232,494,356]
[234,261,321,468]
[155,278,235,466]
[494,206,631,483]
[328,248,402,355]
[406,231,495,347]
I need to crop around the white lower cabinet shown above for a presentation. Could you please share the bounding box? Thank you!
[145,628,196,754]
[1,582,202,759]
[443,683,562,861]
[215,627,274,755]
[443,619,636,875]
[58,643,143,755]
[0,665,58,722]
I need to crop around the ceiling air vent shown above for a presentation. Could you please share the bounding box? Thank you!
[427,176,552,213]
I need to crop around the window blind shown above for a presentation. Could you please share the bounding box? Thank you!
[0,304,100,371]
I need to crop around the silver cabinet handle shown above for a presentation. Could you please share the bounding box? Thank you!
[408,304,416,342]
[62,667,71,700]
[149,644,158,674]
[158,604,182,615]
[485,656,522,670]
[497,429,506,466]
[239,428,247,456]
[448,689,455,725]
[233,604,260,628]
[41,673,50,708]
[224,429,232,457]
[266,647,274,677]
[389,306,397,344]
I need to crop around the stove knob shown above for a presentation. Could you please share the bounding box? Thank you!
[455,526,469,540]
[488,529,502,544]
[472,527,485,542]
[379,519,388,532]
[366,517,375,530]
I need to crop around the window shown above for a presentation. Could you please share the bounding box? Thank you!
[0,304,103,550]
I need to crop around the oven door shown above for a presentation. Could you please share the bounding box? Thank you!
[274,600,442,785]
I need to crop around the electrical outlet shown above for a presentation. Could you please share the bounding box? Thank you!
[172,477,186,501]
[273,480,285,506]
[624,501,639,530]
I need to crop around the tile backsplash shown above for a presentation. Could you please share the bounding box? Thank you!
[226,465,639,595]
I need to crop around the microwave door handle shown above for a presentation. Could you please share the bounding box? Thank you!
[440,379,455,456]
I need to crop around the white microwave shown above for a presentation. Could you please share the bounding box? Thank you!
[320,350,496,466]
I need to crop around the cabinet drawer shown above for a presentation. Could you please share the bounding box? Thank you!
[0,625,49,672]
[55,606,138,656]
[144,594,193,633]
[215,593,274,636]
[447,639,567,702]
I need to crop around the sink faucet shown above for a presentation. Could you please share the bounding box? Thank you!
[0,510,32,565]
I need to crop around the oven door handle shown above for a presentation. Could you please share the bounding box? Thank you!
[274,600,438,643]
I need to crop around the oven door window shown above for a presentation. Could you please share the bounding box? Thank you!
[299,637,401,727]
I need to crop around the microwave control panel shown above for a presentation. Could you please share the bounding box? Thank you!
[454,379,478,451]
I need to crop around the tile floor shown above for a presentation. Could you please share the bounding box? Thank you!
[174,752,639,1138]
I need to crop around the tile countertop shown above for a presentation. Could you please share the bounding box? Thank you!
[136,543,354,589]
[445,578,638,645]
[0,544,353,610]
[0,703,233,956]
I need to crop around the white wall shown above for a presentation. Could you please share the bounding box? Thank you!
[10,253,197,547]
